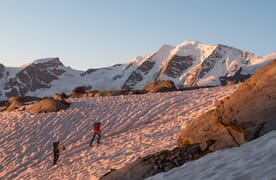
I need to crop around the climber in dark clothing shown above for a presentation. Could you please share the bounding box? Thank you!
[90,122,102,146]
[53,141,65,165]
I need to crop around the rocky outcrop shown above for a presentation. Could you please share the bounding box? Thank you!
[101,144,211,180]
[177,59,276,151]
[219,68,251,85]
[2,100,23,112]
[71,86,88,97]
[70,89,146,98]
[0,100,8,108]
[1,95,69,113]
[1,96,40,112]
[53,92,69,101]
[26,98,70,113]
[142,80,177,93]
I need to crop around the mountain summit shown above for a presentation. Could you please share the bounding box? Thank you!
[0,41,275,100]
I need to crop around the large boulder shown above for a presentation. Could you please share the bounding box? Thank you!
[142,80,177,93]
[1,96,40,112]
[8,96,40,104]
[0,100,8,108]
[71,86,91,97]
[2,101,23,112]
[26,98,70,113]
[53,92,68,101]
[177,59,276,151]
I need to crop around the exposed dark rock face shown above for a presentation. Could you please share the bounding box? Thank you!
[178,59,276,151]
[4,58,65,97]
[124,63,133,70]
[112,64,122,67]
[0,63,5,79]
[122,59,156,90]
[81,67,112,76]
[198,46,224,79]
[163,55,194,78]
[219,68,251,85]
[142,80,177,93]
[101,144,212,180]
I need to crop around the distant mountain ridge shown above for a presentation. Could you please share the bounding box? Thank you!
[0,41,275,100]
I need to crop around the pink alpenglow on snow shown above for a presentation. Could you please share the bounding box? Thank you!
[0,85,236,179]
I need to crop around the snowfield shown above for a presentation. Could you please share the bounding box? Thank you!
[1,85,240,179]
[147,131,276,180]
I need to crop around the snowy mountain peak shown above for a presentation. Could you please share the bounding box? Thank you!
[0,41,275,100]
[20,57,64,69]
[178,40,202,46]
[262,52,276,61]
[32,57,64,66]
[152,44,175,62]
[159,44,175,50]
[33,57,60,63]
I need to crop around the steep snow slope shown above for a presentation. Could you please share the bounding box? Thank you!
[0,85,237,179]
[242,52,276,74]
[147,131,276,180]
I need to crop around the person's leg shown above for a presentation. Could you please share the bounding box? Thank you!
[53,154,56,165]
[53,153,59,165]
[97,134,101,143]
[90,134,96,146]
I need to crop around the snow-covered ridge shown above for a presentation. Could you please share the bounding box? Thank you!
[32,57,61,64]
[0,41,275,100]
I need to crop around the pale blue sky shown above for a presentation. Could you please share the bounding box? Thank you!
[0,0,275,70]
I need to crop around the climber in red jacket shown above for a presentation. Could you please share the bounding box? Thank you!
[90,122,102,146]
